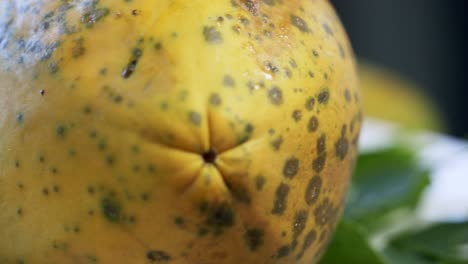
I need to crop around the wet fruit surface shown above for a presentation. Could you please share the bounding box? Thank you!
[0,0,361,263]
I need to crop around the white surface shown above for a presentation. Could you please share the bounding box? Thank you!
[359,119,468,223]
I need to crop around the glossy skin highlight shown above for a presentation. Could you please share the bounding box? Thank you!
[0,0,361,263]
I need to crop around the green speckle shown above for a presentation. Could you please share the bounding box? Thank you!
[203,26,223,44]
[268,86,283,105]
[272,183,290,215]
[101,197,122,223]
[209,93,222,106]
[223,75,235,87]
[146,250,171,262]
[82,8,110,28]
[255,175,266,191]
[16,113,24,124]
[55,125,67,138]
[189,111,202,126]
[308,116,319,132]
[244,228,264,251]
[318,89,330,104]
[291,15,310,33]
[72,37,85,58]
[283,157,299,179]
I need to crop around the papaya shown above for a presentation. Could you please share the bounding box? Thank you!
[0,0,361,263]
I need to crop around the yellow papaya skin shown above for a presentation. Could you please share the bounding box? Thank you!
[0,0,361,263]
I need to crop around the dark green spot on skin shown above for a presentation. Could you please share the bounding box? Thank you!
[81,7,110,28]
[338,42,346,59]
[276,245,291,259]
[268,86,283,105]
[283,157,299,179]
[72,37,85,58]
[271,136,283,151]
[223,75,235,87]
[309,71,315,78]
[312,50,319,57]
[225,181,251,204]
[305,176,322,206]
[308,116,319,132]
[174,216,185,226]
[322,23,333,36]
[272,183,290,215]
[314,198,336,227]
[291,15,310,33]
[17,208,23,216]
[106,155,115,166]
[239,123,254,144]
[255,175,266,191]
[43,188,49,196]
[318,90,330,104]
[244,228,264,251]
[14,160,20,168]
[16,113,24,124]
[209,93,222,106]
[241,0,259,16]
[101,197,121,223]
[83,106,92,115]
[292,110,302,122]
[264,61,280,74]
[312,153,326,173]
[203,203,235,235]
[48,61,59,74]
[296,229,317,260]
[146,250,171,262]
[55,125,67,138]
[154,42,163,50]
[335,125,349,160]
[189,111,202,126]
[317,134,326,154]
[203,26,223,44]
[305,97,315,111]
[293,210,308,239]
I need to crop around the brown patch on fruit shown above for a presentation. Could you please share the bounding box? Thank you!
[271,183,290,215]
[305,176,322,206]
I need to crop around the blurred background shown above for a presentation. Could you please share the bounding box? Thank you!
[331,0,468,137]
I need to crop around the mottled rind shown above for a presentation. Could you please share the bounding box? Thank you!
[0,0,361,263]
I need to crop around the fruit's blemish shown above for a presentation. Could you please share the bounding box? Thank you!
[122,48,143,79]
[101,197,122,223]
[146,250,172,262]
[223,75,236,87]
[16,113,24,124]
[317,134,327,154]
[314,198,336,226]
[283,157,299,179]
[268,86,283,105]
[292,210,308,239]
[270,136,283,151]
[305,97,315,111]
[335,125,349,160]
[308,116,319,132]
[271,183,290,215]
[305,176,322,206]
[189,111,202,126]
[55,125,67,138]
[244,228,264,251]
[276,245,291,258]
[203,26,223,44]
[292,110,302,122]
[317,89,330,104]
[255,175,266,191]
[296,229,317,260]
[209,93,222,106]
[291,15,310,33]
[312,153,326,173]
[200,202,235,235]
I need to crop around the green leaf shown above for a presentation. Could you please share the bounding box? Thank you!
[319,220,389,264]
[388,222,468,263]
[344,147,431,230]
